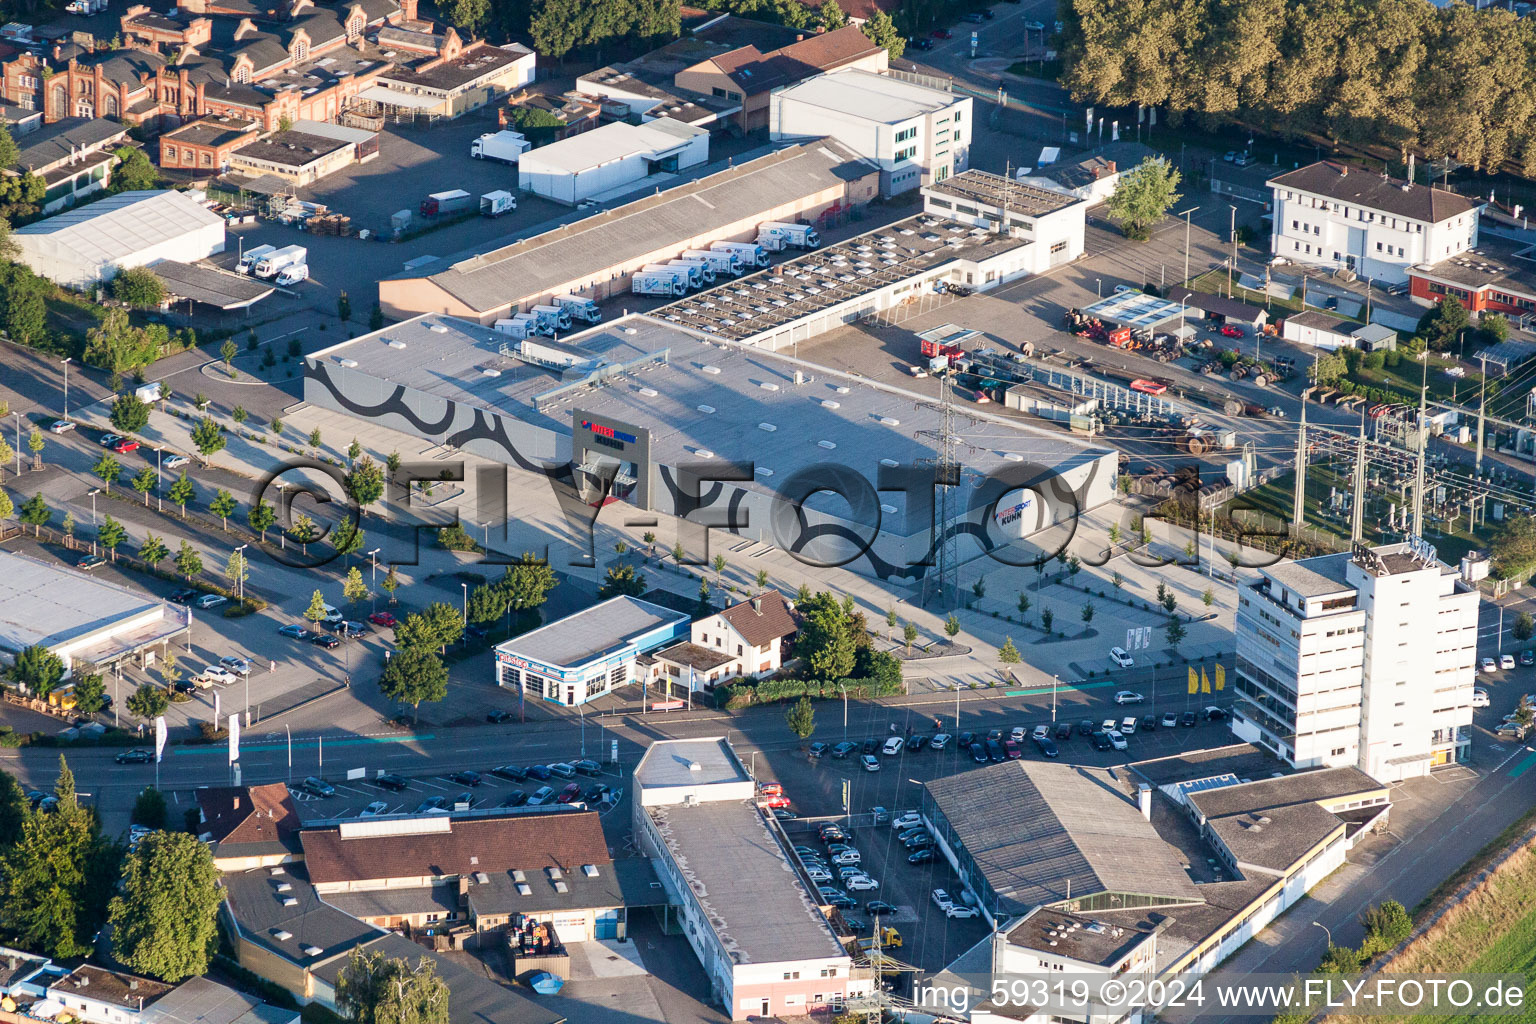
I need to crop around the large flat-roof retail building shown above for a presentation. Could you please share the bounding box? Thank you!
[493,596,689,706]
[770,69,970,196]
[633,738,864,1019]
[305,313,1118,582]
[13,189,225,289]
[0,550,191,678]
[377,140,879,323]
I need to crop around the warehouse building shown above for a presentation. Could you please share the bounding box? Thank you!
[0,550,191,678]
[493,595,690,706]
[920,170,1086,273]
[769,68,970,196]
[377,139,879,322]
[305,312,1118,582]
[518,117,709,206]
[12,189,225,289]
[633,738,863,1019]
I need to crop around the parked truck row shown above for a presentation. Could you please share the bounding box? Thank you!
[630,238,773,298]
[237,243,308,286]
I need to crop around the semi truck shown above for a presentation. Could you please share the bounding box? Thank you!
[531,304,572,332]
[480,190,516,217]
[668,258,716,285]
[274,263,309,286]
[237,244,276,275]
[254,244,307,279]
[758,221,820,250]
[631,270,689,297]
[552,294,602,324]
[470,131,529,165]
[682,248,741,277]
[420,189,472,216]
[643,264,696,290]
[710,240,769,268]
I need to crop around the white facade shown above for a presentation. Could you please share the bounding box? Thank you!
[921,172,1087,275]
[518,119,709,205]
[12,189,225,289]
[1232,543,1477,783]
[1268,166,1480,285]
[769,69,970,197]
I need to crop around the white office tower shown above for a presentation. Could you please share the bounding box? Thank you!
[1233,540,1478,783]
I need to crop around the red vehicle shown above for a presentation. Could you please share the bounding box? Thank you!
[762,794,792,809]
[759,782,785,796]
[368,611,398,628]
[1004,740,1023,760]
[556,783,581,803]
[1129,379,1168,396]
[1219,325,1245,339]
[931,27,952,38]
[111,438,140,454]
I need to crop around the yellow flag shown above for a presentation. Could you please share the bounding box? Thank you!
[1215,663,1225,691]
[1201,668,1211,694]
[1188,666,1198,694]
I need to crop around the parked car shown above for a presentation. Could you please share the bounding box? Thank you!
[203,666,237,686]
[892,812,923,831]
[1004,740,1023,760]
[846,875,879,892]
[1055,721,1073,740]
[415,795,448,813]
[194,594,227,610]
[549,762,577,779]
[969,742,988,763]
[985,739,1005,762]
[278,623,309,639]
[1202,706,1229,722]
[527,786,555,805]
[1029,725,1047,742]
[375,773,408,790]
[831,741,858,759]
[1034,736,1059,758]
[930,733,951,750]
[1162,711,1179,728]
[1141,714,1158,732]
[897,827,928,843]
[1180,711,1198,727]
[1114,690,1144,705]
[74,553,106,571]
[1101,718,1118,733]
[906,734,927,752]
[1120,717,1138,735]
[368,611,398,628]
[360,801,388,817]
[303,777,335,798]
[1107,730,1128,751]
[866,901,897,916]
[903,833,935,850]
[115,748,153,764]
[220,655,252,675]
[1078,719,1094,736]
[1090,732,1112,751]
[805,865,833,882]
[556,783,581,804]
[1522,650,1536,667]
[164,454,189,470]
[111,438,140,454]
[98,433,123,447]
[862,739,878,755]
[821,890,857,909]
[526,765,553,781]
[907,848,936,864]
[449,770,482,786]
[910,37,933,49]
[946,904,979,919]
[574,759,602,776]
[861,754,881,772]
[1501,653,1517,671]
[500,791,530,807]
[931,889,953,910]
[493,765,527,781]
[930,27,952,38]
[1223,150,1238,162]
[833,849,862,866]
[809,741,830,758]
[1481,656,1498,673]
[1109,647,1134,668]
[957,731,975,747]
[455,789,478,806]
[882,736,904,756]
[1219,325,1245,338]
[169,588,198,604]
[486,710,513,723]
[1472,688,1490,708]
[49,419,75,434]
[310,633,340,649]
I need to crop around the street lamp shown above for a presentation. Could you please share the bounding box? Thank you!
[61,357,72,422]
[1311,921,1332,948]
[88,488,100,526]
[1051,674,1058,722]
[1096,278,1102,298]
[12,413,20,476]
[234,544,249,602]
[367,548,381,613]
[154,447,163,512]
[839,682,848,741]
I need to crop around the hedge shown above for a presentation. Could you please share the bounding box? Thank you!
[716,675,902,709]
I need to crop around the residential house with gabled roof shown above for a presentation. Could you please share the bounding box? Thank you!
[653,591,797,691]
[197,782,302,870]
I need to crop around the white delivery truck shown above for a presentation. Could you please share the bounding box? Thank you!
[420,190,472,216]
[711,240,770,267]
[480,191,516,217]
[682,249,741,277]
[275,263,309,286]
[552,294,602,324]
[669,257,717,284]
[493,317,530,339]
[642,264,695,291]
[632,270,688,297]
[237,244,276,275]
[470,131,530,164]
[657,261,704,288]
[758,221,820,250]
[255,244,307,279]
[531,304,572,332]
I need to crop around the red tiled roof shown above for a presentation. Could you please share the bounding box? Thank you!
[197,783,299,847]
[300,811,611,885]
[717,591,797,647]
[774,23,881,69]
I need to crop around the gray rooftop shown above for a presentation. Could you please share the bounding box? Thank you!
[1005,906,1157,967]
[648,799,847,963]
[1261,553,1355,597]
[221,864,381,968]
[1186,766,1385,820]
[1129,743,1288,789]
[309,314,1114,530]
[386,140,876,313]
[14,117,127,172]
[774,68,962,123]
[151,261,274,309]
[925,761,1203,913]
[495,595,686,670]
[636,738,748,789]
[143,977,297,1024]
[925,169,1086,217]
[1204,801,1346,874]
[0,551,181,658]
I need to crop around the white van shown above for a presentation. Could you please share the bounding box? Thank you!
[882,736,904,756]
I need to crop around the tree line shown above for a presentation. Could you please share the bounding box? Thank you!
[1059,0,1536,175]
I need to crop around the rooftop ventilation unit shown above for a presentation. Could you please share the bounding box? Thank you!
[429,324,448,333]
[820,400,840,409]
[337,358,358,368]
[516,883,532,896]
[697,404,715,413]
[281,897,298,906]
[878,417,900,427]
[754,467,773,477]
[386,339,406,349]
[474,872,489,883]
[548,867,564,879]
[880,458,899,468]
[582,864,600,878]
[513,870,526,883]
[273,930,292,941]
[758,381,780,391]
[702,365,721,374]
[818,440,836,449]
[1002,453,1025,462]
[481,368,501,377]
[695,449,715,459]
[880,504,898,514]
[759,422,777,432]
[276,882,292,892]
[637,386,658,397]
[303,945,323,957]
[554,881,568,894]
[834,386,850,394]
[268,867,286,875]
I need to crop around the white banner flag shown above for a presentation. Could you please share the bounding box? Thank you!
[228,713,241,765]
[154,716,167,763]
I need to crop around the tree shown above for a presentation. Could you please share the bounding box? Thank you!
[1161,590,1178,614]
[190,417,225,461]
[347,438,362,465]
[696,578,712,616]
[786,696,816,746]
[598,563,647,598]
[711,553,727,585]
[232,405,247,425]
[1515,611,1535,642]
[0,437,12,480]
[271,416,284,435]
[755,568,769,591]
[1359,900,1413,956]
[305,590,329,626]
[0,490,11,527]
[336,949,450,1024]
[309,427,323,449]
[131,466,157,505]
[127,682,168,721]
[174,540,203,581]
[1319,945,1362,974]
[12,644,64,696]
[337,291,354,323]
[944,613,960,638]
[225,549,249,596]
[72,669,105,715]
[109,830,222,981]
[998,637,1021,670]
[1106,158,1183,240]
[467,581,507,625]
[1202,588,1216,608]
[1417,295,1471,351]
[332,519,365,562]
[290,511,318,553]
[160,650,181,692]
[345,455,385,508]
[370,304,385,331]
[0,771,27,849]
[379,649,449,722]
[343,566,370,606]
[218,339,238,376]
[902,621,918,654]
[110,393,151,433]
[0,125,16,170]
[1082,602,1095,624]
[1515,695,1535,731]
[110,146,158,191]
[1165,618,1186,648]
[98,515,126,560]
[1040,607,1054,632]
[3,271,47,347]
[111,266,165,309]
[209,489,236,530]
[1,757,102,958]
[1491,514,1536,581]
[93,453,122,493]
[796,592,856,679]
[816,0,846,29]
[168,471,195,517]
[386,451,401,477]
[18,492,49,535]
[139,533,169,567]
[27,430,44,467]
[382,566,400,604]
[131,788,167,830]
[248,496,276,541]
[1112,571,1125,591]
[860,10,905,58]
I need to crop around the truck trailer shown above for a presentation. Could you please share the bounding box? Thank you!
[531,304,573,332]
[470,131,529,165]
[237,244,276,275]
[668,258,716,285]
[480,191,516,217]
[254,244,307,279]
[631,271,689,297]
[681,249,740,277]
[420,189,472,216]
[710,241,769,268]
[758,221,820,250]
[552,294,602,324]
[643,264,697,290]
